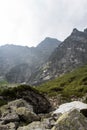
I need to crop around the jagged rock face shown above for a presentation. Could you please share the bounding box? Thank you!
[30,28,87,85]
[49,28,87,74]
[2,38,60,83]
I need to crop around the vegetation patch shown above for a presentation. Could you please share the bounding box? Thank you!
[35,65,87,98]
[0,85,41,106]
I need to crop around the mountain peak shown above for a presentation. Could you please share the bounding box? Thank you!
[44,37,59,41]
[45,37,52,40]
[84,28,87,33]
[37,37,61,48]
[72,28,79,34]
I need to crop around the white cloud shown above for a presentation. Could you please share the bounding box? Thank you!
[0,0,87,46]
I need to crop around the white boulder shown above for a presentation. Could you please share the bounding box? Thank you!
[53,101,87,114]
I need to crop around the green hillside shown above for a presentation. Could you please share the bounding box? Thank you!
[36,65,87,98]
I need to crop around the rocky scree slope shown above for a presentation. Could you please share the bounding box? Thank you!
[30,28,87,85]
[0,99,87,130]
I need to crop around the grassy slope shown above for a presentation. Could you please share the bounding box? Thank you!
[1,65,87,106]
[36,65,87,97]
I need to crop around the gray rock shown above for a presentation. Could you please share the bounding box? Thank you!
[0,122,16,130]
[16,107,39,123]
[52,109,87,130]
[17,121,50,130]
[7,99,33,112]
[1,112,19,124]
[0,99,39,127]
[0,125,10,130]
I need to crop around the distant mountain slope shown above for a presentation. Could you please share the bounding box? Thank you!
[2,37,60,83]
[35,37,61,64]
[29,28,87,85]
[5,64,33,83]
[36,37,60,61]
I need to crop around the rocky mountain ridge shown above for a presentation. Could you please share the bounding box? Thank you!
[30,28,87,85]
[1,28,87,85]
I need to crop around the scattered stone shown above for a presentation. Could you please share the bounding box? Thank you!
[0,98,87,130]
[0,99,39,128]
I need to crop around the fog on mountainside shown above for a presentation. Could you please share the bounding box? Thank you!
[1,28,87,86]
[0,37,60,83]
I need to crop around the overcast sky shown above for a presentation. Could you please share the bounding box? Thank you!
[0,0,87,47]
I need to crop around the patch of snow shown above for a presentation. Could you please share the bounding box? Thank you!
[74,59,79,63]
[43,70,47,73]
[67,48,71,50]
[53,101,87,114]
[76,48,85,52]
[43,75,51,80]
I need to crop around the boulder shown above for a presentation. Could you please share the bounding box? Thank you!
[17,116,59,130]
[1,112,19,124]
[6,122,16,130]
[0,125,10,130]
[8,99,33,112]
[16,107,39,123]
[0,99,39,127]
[17,120,50,130]
[0,99,33,116]
[53,101,87,114]
[52,109,87,130]
[0,122,16,130]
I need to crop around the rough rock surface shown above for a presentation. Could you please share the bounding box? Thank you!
[52,109,87,130]
[0,99,87,130]
[17,121,49,130]
[7,98,33,111]
[16,107,39,123]
[0,99,40,129]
